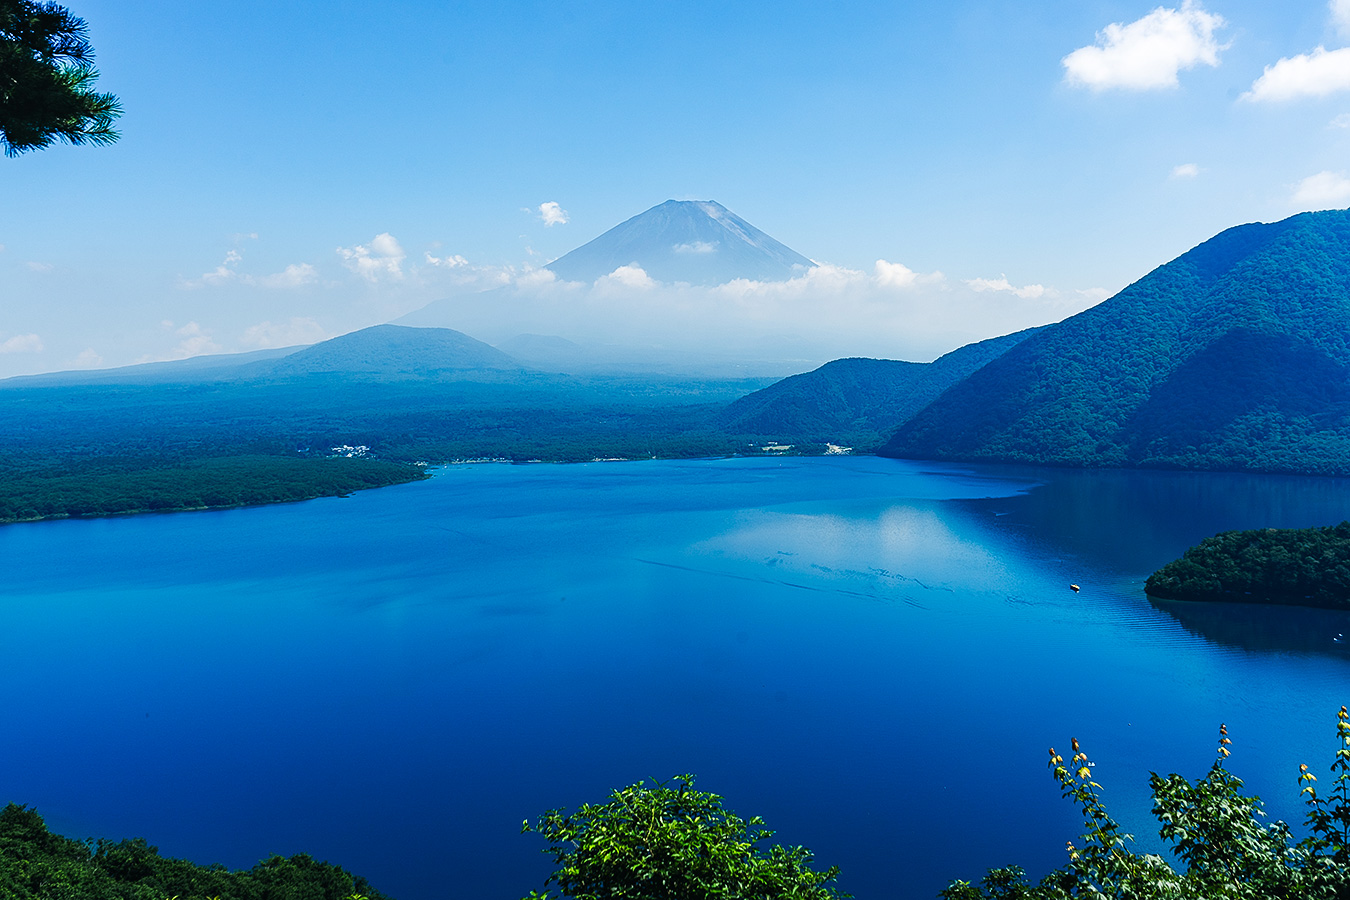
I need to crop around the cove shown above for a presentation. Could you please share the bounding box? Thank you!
[2,456,1349,899]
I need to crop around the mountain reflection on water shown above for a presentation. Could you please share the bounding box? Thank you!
[1148,597,1350,657]
[953,463,1350,657]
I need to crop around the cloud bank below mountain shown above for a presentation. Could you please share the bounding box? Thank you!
[397,258,1101,369]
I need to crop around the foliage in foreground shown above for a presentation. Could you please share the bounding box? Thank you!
[521,774,846,900]
[941,708,1350,899]
[1145,521,1350,610]
[0,802,391,899]
[0,0,121,155]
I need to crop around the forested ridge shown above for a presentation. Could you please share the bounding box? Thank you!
[716,327,1040,449]
[881,209,1350,474]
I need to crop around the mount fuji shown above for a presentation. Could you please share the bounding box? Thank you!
[393,200,823,371]
[546,200,815,286]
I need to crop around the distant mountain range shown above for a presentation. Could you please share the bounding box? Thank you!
[16,206,1350,479]
[545,199,816,285]
[880,208,1350,474]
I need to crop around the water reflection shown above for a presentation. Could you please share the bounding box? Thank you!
[1148,596,1350,657]
[957,463,1350,657]
[963,465,1350,574]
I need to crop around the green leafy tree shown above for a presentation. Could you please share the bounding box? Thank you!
[940,710,1350,899]
[0,0,120,155]
[520,774,846,900]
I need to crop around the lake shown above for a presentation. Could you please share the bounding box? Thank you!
[2,456,1349,899]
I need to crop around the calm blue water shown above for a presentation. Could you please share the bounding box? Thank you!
[2,456,1349,899]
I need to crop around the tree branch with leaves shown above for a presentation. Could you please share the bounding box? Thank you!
[0,0,120,156]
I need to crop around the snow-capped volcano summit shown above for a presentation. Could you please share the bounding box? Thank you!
[544,200,815,286]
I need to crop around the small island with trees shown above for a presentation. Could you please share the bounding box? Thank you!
[1145,521,1350,610]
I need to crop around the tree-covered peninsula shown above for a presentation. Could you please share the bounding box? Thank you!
[1145,521,1350,609]
[0,455,427,525]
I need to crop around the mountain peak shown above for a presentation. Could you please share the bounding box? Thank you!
[544,199,815,286]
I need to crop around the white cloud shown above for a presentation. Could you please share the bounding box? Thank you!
[401,256,1101,369]
[538,201,569,227]
[965,274,1048,299]
[425,251,469,267]
[1334,0,1350,36]
[1245,46,1350,102]
[517,268,559,287]
[673,241,718,254]
[183,249,315,289]
[69,348,104,369]
[26,261,53,272]
[169,321,221,359]
[1062,1,1226,91]
[191,249,242,287]
[0,333,43,354]
[256,262,318,289]
[716,262,869,299]
[1171,162,1201,179]
[1292,170,1350,208]
[595,264,656,290]
[1330,112,1350,127]
[874,259,946,289]
[337,232,406,281]
[241,317,328,349]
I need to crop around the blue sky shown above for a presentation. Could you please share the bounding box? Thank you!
[4,0,1350,375]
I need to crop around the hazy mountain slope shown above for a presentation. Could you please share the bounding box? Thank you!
[717,328,1041,448]
[881,209,1350,474]
[264,325,520,378]
[545,199,815,285]
[0,326,520,388]
[495,333,588,368]
[0,346,303,388]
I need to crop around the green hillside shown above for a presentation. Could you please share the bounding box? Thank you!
[881,209,1350,474]
[716,328,1040,449]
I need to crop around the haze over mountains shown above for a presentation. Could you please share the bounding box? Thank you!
[12,204,1350,477]
[393,198,1046,369]
[1,325,523,387]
